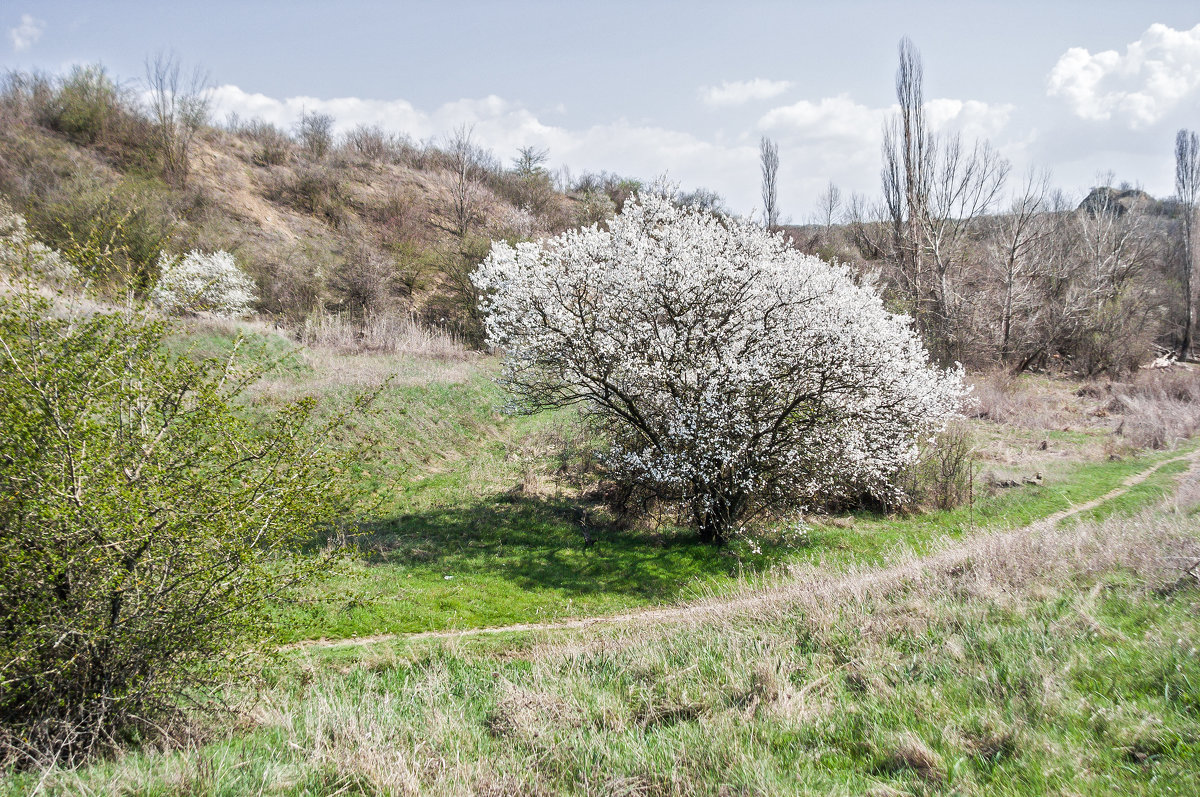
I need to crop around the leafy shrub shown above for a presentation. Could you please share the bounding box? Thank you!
[0,289,368,766]
[474,194,966,543]
[47,65,122,146]
[26,179,174,290]
[150,249,257,316]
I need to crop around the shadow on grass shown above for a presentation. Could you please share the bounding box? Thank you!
[330,493,791,602]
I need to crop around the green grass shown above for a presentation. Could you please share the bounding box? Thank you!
[13,507,1200,795]
[146,324,1198,645]
[266,350,1195,642]
[7,325,1200,794]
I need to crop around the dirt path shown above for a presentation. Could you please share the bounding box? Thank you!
[283,447,1200,652]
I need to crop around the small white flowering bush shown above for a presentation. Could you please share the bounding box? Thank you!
[151,249,257,317]
[0,202,74,285]
[473,194,967,544]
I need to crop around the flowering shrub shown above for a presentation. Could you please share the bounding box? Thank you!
[473,195,966,543]
[0,202,74,285]
[150,249,256,317]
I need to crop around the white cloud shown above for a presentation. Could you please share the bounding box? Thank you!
[700,78,792,107]
[758,94,1012,145]
[924,98,1015,140]
[9,12,44,52]
[1047,22,1200,128]
[758,94,885,142]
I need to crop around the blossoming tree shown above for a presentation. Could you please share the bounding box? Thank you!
[473,195,966,544]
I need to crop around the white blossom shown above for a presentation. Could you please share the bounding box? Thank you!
[0,202,74,285]
[151,250,257,318]
[473,194,966,543]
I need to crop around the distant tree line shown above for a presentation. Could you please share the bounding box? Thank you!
[769,38,1199,376]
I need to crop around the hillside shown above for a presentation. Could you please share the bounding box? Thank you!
[0,68,623,341]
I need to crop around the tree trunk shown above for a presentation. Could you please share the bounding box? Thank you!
[1181,212,1194,360]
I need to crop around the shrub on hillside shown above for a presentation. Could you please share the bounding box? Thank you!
[267,165,349,226]
[46,65,122,147]
[343,123,414,164]
[474,194,966,544]
[245,119,292,166]
[4,66,159,173]
[27,179,174,291]
[572,190,617,227]
[0,202,74,285]
[0,289,368,766]
[244,242,334,321]
[325,242,405,314]
[296,110,334,161]
[150,249,257,317]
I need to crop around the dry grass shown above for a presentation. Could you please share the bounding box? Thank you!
[297,308,467,358]
[970,366,1200,445]
[1106,367,1200,449]
[966,367,1200,489]
[18,491,1200,794]
[968,370,1112,431]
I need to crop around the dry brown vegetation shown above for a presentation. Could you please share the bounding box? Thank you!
[0,67,637,346]
[968,364,1200,451]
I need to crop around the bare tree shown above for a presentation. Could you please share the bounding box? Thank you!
[1176,129,1200,358]
[816,181,842,229]
[513,145,549,176]
[760,136,780,229]
[447,124,488,237]
[296,109,335,160]
[845,191,889,259]
[882,36,930,322]
[987,168,1051,363]
[882,37,1008,362]
[1066,182,1161,374]
[923,134,1010,353]
[510,145,554,214]
[144,53,210,188]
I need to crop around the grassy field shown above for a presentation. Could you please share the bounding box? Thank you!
[168,322,1199,645]
[9,492,1199,795]
[8,322,1200,795]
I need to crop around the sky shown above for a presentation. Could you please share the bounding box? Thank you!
[4,1,1200,220]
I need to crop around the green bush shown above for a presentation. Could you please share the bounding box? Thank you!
[48,65,121,146]
[0,289,370,766]
[26,179,174,291]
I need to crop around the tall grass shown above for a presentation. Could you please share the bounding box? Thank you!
[297,308,467,358]
[970,366,1200,451]
[13,503,1200,795]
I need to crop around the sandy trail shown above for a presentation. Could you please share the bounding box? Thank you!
[283,447,1200,652]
